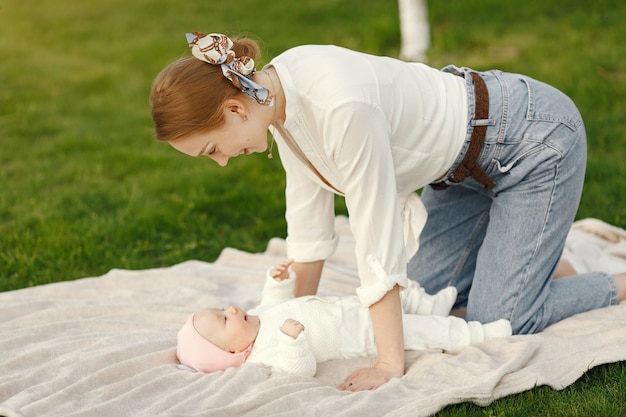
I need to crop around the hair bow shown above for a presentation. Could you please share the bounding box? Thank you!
[186,32,273,106]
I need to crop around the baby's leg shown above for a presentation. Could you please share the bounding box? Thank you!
[402,315,512,350]
[400,279,457,316]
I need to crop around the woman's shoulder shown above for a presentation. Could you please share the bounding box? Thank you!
[273,44,417,86]
[274,44,391,70]
[276,44,351,59]
[273,45,396,104]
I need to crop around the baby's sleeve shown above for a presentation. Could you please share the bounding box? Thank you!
[272,331,317,377]
[258,267,297,306]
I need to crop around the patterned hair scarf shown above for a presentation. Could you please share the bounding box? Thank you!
[185,32,273,106]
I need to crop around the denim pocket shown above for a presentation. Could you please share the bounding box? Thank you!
[521,77,582,132]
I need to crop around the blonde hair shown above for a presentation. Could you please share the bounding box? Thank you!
[150,38,261,142]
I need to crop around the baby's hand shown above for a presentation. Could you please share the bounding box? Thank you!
[271,259,294,282]
[280,318,304,339]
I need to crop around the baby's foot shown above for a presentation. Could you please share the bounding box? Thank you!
[481,319,512,339]
[431,286,457,316]
[401,281,457,316]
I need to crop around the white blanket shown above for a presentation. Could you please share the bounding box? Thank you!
[1,216,625,417]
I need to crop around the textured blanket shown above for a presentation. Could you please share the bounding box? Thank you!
[1,216,625,417]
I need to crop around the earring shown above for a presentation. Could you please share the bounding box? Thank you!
[267,136,275,159]
[242,115,248,122]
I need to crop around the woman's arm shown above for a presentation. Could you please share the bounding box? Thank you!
[292,260,325,296]
[338,285,405,391]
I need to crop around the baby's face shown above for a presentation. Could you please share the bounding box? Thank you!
[193,306,260,353]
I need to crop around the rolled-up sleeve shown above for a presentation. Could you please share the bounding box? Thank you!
[327,101,409,307]
[273,91,412,307]
[277,135,339,263]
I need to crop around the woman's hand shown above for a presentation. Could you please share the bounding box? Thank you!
[280,318,305,339]
[270,259,294,281]
[337,361,403,391]
[338,285,405,391]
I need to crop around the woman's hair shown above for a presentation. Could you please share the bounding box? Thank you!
[150,37,261,142]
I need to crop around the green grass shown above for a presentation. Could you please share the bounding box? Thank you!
[1,0,625,414]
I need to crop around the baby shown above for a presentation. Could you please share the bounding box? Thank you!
[177,261,511,377]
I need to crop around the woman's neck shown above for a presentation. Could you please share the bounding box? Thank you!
[258,66,286,125]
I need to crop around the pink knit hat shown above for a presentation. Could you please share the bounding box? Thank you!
[176,314,253,373]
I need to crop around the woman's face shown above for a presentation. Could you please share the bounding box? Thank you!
[169,101,270,166]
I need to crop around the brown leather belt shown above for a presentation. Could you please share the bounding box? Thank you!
[430,72,496,190]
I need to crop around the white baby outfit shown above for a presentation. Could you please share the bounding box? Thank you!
[245,270,511,376]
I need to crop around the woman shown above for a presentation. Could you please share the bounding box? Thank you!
[150,32,626,391]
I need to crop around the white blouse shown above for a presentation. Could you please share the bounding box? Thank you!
[269,45,468,307]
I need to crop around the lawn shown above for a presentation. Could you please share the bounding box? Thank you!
[1,0,625,414]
